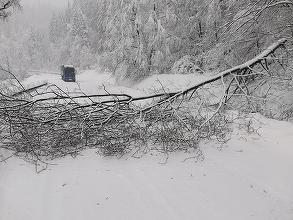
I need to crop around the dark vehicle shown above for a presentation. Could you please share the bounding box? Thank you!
[61,65,76,82]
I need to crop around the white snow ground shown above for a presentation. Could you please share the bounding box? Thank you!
[0,70,293,220]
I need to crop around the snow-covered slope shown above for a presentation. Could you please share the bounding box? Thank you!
[1,70,293,220]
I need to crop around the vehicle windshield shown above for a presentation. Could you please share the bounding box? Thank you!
[64,67,75,75]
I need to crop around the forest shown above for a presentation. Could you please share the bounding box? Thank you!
[0,0,292,80]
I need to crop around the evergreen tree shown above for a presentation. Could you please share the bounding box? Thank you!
[71,6,89,47]
[80,45,96,69]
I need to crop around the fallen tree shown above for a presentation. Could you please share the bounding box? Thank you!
[12,83,48,97]
[0,38,291,165]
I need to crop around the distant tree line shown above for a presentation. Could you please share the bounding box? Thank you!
[0,0,21,18]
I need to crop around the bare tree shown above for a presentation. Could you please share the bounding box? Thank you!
[0,0,21,19]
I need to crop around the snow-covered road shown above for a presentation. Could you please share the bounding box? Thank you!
[22,69,210,97]
[0,71,293,220]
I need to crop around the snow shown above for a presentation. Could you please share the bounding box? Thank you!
[134,73,208,95]
[62,65,75,68]
[22,70,209,97]
[1,70,293,220]
[21,70,210,107]
[22,70,146,98]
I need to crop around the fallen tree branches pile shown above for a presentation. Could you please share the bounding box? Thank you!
[0,38,291,163]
